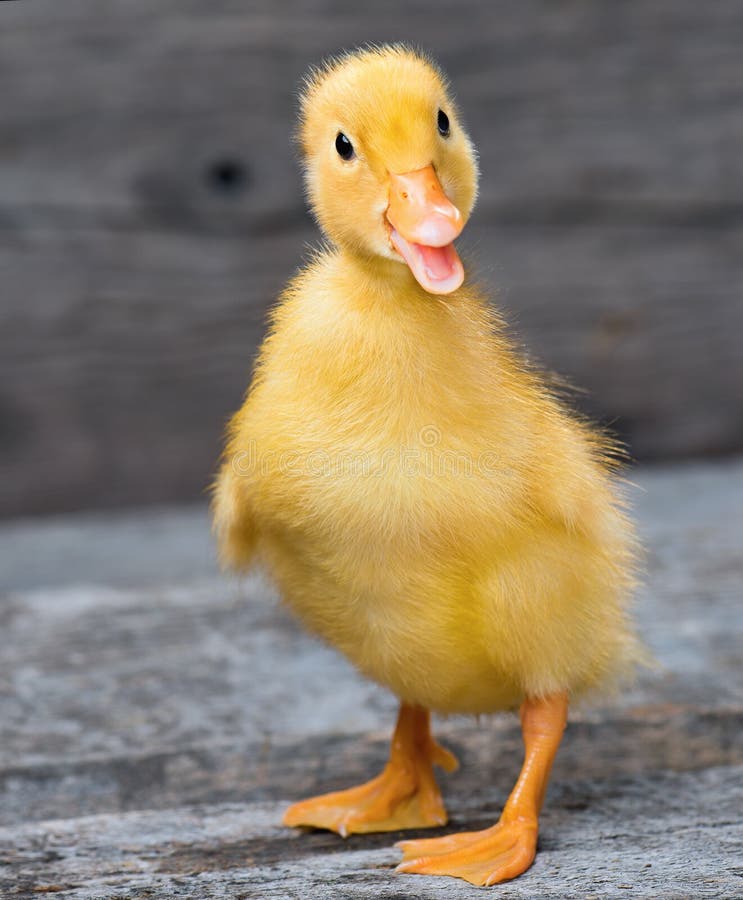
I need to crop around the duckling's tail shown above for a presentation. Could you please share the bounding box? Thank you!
[210,463,258,571]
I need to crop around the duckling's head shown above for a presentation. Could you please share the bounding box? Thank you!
[298,45,478,295]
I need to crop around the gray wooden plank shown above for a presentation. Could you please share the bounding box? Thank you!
[2,1,743,515]
[2,0,743,219]
[1,710,740,831]
[1,766,741,899]
[5,455,740,595]
[0,505,216,593]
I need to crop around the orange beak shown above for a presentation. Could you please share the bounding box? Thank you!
[386,165,465,295]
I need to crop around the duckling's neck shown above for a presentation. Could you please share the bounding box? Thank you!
[337,246,439,306]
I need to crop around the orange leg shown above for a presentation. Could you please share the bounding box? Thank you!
[397,692,568,886]
[283,703,458,837]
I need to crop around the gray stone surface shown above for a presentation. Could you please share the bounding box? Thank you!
[1,460,742,897]
[0,506,217,593]
[2,766,741,899]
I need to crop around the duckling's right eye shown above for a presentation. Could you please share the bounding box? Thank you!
[335,132,355,160]
[437,109,450,137]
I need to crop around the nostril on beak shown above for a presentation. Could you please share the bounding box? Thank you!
[387,165,465,246]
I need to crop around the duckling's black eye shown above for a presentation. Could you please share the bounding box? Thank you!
[335,132,355,160]
[437,109,450,138]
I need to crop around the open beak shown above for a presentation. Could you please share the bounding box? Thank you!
[386,165,465,295]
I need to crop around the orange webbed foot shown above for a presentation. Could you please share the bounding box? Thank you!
[396,818,537,886]
[396,692,568,886]
[282,705,457,836]
[282,761,447,836]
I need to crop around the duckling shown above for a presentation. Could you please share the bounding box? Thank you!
[212,44,640,886]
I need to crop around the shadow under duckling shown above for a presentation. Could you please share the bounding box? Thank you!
[212,44,642,887]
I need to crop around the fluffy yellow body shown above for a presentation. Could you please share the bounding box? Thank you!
[214,249,639,715]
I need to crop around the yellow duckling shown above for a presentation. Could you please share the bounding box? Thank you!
[212,44,640,886]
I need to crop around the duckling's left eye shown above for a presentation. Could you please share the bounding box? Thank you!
[437,109,450,137]
[335,132,355,160]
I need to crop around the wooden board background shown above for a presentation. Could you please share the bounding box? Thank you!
[2,0,743,516]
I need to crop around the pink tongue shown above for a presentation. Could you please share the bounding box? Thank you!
[390,229,465,295]
[419,242,458,279]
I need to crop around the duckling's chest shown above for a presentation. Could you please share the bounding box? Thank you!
[244,280,519,567]
[248,335,501,547]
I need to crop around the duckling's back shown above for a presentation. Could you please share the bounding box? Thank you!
[214,248,640,714]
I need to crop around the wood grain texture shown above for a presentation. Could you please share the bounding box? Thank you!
[0,461,742,896]
[2,0,743,517]
[2,767,741,899]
